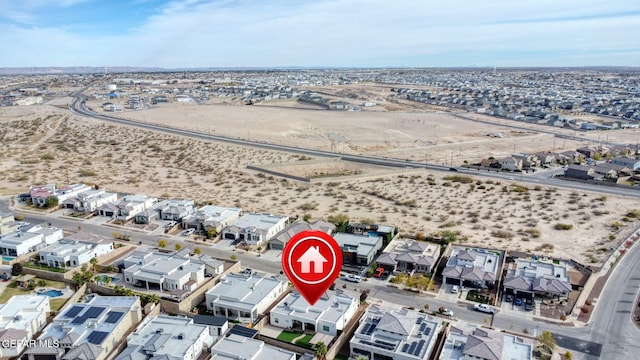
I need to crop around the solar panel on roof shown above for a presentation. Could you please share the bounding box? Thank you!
[414,340,425,355]
[70,316,86,325]
[105,311,124,324]
[85,307,105,318]
[227,325,258,339]
[423,327,431,336]
[402,344,409,352]
[408,342,417,354]
[360,324,372,335]
[87,331,109,345]
[64,306,83,318]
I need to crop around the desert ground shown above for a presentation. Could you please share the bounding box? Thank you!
[0,103,639,265]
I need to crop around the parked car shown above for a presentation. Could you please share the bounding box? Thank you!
[373,267,385,278]
[525,299,535,311]
[505,294,513,302]
[345,274,362,283]
[181,228,195,236]
[439,308,454,317]
[514,298,522,306]
[451,285,459,294]
[473,303,496,314]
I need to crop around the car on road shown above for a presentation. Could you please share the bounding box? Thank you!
[449,167,458,172]
[451,285,459,294]
[345,274,362,283]
[473,303,496,314]
[439,308,454,317]
[514,298,522,306]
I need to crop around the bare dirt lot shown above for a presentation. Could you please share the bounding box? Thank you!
[0,103,639,265]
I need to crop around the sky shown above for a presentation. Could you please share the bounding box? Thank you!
[1,0,639,68]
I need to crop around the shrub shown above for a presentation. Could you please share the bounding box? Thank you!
[554,223,573,230]
[442,175,474,184]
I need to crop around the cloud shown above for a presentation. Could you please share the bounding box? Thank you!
[0,0,639,67]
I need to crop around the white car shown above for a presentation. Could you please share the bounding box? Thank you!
[439,308,454,317]
[181,228,195,236]
[473,303,496,314]
[451,285,459,294]
[345,274,362,283]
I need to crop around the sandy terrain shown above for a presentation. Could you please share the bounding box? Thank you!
[1,104,639,266]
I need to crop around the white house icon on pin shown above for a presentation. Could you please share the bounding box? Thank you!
[297,246,328,274]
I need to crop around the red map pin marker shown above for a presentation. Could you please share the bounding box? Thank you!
[282,230,343,306]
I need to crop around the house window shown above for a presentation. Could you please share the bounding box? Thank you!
[274,318,279,324]
[323,325,330,332]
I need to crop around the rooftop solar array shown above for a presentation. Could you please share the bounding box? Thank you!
[402,339,426,356]
[87,331,109,345]
[85,307,106,318]
[361,340,396,351]
[227,325,258,339]
[105,311,125,324]
[360,317,381,335]
[419,323,431,335]
[64,306,83,318]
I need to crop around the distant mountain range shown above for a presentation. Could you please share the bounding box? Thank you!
[0,66,638,75]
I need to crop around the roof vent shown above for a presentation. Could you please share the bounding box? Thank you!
[177,333,184,340]
[156,328,163,334]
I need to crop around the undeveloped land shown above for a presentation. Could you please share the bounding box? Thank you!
[0,104,638,265]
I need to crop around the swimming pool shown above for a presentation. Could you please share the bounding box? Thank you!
[97,274,120,283]
[38,289,63,298]
[2,256,13,262]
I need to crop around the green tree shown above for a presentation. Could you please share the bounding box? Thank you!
[11,263,23,276]
[565,351,573,360]
[89,257,98,272]
[327,213,349,232]
[103,276,112,287]
[314,341,328,360]
[175,243,183,251]
[303,213,312,222]
[230,254,237,261]
[193,247,202,255]
[158,239,167,248]
[593,153,602,161]
[44,196,59,208]
[537,330,556,353]
[206,228,218,239]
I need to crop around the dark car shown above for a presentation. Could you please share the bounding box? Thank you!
[525,299,534,311]
[514,298,522,306]
[505,294,513,302]
[449,167,458,171]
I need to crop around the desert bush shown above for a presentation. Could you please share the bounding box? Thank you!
[443,175,474,184]
[492,230,514,239]
[523,228,541,238]
[554,223,573,230]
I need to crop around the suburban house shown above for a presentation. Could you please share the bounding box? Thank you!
[29,184,56,206]
[610,156,640,171]
[564,165,601,180]
[197,255,226,277]
[269,290,358,336]
[346,223,397,247]
[205,273,286,324]
[350,306,442,360]
[182,205,242,233]
[192,314,229,338]
[97,194,157,221]
[533,152,557,167]
[442,247,503,288]
[376,239,441,274]
[333,233,383,266]
[502,258,572,299]
[24,295,142,360]
[38,232,113,269]
[114,315,214,360]
[221,213,289,246]
[54,183,94,203]
[0,295,50,358]
[0,225,64,257]
[439,326,532,360]
[62,189,118,213]
[122,251,205,294]
[0,211,17,234]
[210,334,296,360]
[136,198,196,224]
[511,153,540,168]
[267,219,335,251]
[576,146,597,159]
[498,157,522,171]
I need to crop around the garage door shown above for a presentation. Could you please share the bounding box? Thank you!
[270,243,283,250]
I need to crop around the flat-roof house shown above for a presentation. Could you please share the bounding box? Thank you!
[97,194,157,221]
[55,183,93,203]
[38,232,113,269]
[334,233,383,266]
[193,314,229,338]
[25,295,142,360]
[503,259,572,299]
[182,205,242,232]
[376,239,441,274]
[123,251,205,293]
[114,315,213,360]
[137,198,196,224]
[206,273,286,324]
[0,295,50,358]
[0,226,63,257]
[62,190,118,213]
[350,306,442,360]
[222,213,289,246]
[270,290,358,336]
[210,334,296,360]
[438,326,532,360]
[442,247,503,288]
[267,219,335,251]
